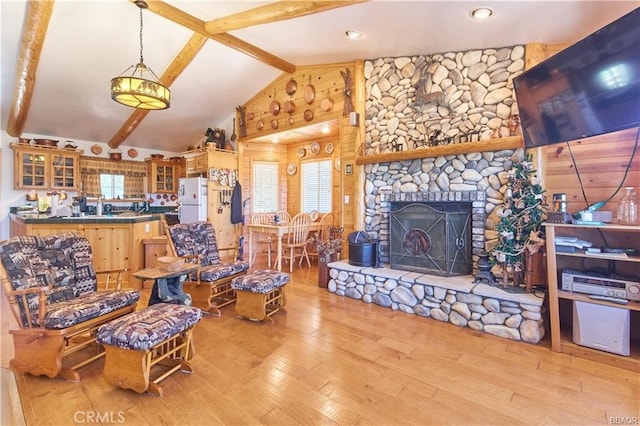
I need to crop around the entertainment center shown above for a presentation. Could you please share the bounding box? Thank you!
[545,223,639,372]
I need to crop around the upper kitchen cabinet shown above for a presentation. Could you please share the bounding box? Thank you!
[182,150,207,177]
[12,144,81,191]
[146,157,183,194]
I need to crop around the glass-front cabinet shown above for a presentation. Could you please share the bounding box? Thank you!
[12,145,81,190]
[147,158,181,193]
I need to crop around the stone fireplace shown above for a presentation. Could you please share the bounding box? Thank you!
[327,44,545,344]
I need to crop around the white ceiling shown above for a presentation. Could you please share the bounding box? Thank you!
[1,1,637,152]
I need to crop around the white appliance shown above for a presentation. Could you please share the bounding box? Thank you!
[573,301,630,356]
[178,177,208,223]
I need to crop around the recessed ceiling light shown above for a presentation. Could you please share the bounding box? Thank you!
[470,7,493,20]
[321,125,330,134]
[345,30,362,40]
[271,137,279,143]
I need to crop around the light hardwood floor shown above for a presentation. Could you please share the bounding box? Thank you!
[2,260,639,425]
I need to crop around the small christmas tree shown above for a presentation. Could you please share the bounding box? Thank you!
[491,154,547,288]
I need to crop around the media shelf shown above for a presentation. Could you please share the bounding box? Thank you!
[544,222,640,372]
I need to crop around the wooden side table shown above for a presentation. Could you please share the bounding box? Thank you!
[133,264,198,306]
[141,237,169,289]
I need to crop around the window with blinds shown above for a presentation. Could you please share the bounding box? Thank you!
[252,161,279,212]
[301,159,332,213]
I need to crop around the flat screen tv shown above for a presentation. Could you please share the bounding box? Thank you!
[513,8,640,149]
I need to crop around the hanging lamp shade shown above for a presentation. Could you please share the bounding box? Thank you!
[111,63,170,110]
[110,2,170,110]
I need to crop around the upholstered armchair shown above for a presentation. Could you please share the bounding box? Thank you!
[165,221,250,315]
[0,233,140,382]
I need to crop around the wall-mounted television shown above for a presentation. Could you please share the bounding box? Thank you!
[514,8,640,149]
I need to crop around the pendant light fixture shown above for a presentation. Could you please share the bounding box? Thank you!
[110,0,170,110]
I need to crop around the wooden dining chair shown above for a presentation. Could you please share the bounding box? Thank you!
[276,210,292,223]
[251,212,274,265]
[279,213,312,272]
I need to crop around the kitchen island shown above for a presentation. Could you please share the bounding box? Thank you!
[9,214,162,289]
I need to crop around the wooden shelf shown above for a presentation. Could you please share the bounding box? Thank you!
[545,222,640,372]
[355,135,524,165]
[557,290,640,311]
[557,251,640,263]
[559,328,639,372]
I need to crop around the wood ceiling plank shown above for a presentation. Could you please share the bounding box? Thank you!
[139,0,295,73]
[6,1,55,137]
[204,0,369,34]
[108,32,208,149]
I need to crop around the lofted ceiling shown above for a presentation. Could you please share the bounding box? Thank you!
[1,1,637,153]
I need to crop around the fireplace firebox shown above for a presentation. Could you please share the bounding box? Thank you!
[389,202,472,276]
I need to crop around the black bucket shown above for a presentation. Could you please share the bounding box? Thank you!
[348,231,378,267]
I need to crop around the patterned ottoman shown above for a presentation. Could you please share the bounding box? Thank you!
[231,269,290,322]
[96,303,202,396]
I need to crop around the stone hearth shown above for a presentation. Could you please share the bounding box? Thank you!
[328,261,545,344]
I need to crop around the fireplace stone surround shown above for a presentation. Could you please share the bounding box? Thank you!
[335,148,548,344]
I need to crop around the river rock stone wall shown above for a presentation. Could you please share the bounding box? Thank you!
[328,261,545,344]
[364,45,524,153]
[365,148,526,269]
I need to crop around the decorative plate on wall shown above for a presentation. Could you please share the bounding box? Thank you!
[90,144,102,155]
[297,148,306,158]
[310,141,320,155]
[335,158,341,171]
[325,143,334,154]
[287,163,297,175]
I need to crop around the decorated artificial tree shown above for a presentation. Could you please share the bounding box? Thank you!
[491,153,547,290]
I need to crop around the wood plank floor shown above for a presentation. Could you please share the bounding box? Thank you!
[2,260,639,425]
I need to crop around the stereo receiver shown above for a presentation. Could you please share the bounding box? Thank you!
[561,269,640,301]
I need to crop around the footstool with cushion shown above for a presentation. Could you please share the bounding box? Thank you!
[96,303,202,397]
[231,269,290,322]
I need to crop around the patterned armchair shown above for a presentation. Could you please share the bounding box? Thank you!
[0,233,140,382]
[165,221,249,315]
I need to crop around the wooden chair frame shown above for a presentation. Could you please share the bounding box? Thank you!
[0,266,133,382]
[163,220,246,316]
[279,213,312,272]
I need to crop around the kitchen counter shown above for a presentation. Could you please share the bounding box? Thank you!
[9,214,162,289]
[10,213,161,224]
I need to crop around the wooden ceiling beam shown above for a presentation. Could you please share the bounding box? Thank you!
[108,32,208,149]
[140,0,295,73]
[6,1,55,137]
[204,0,369,34]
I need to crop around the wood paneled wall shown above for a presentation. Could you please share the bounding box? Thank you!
[238,61,362,244]
[540,126,640,215]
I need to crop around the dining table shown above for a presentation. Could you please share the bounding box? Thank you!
[247,221,323,271]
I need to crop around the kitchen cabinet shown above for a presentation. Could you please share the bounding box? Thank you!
[12,144,81,190]
[147,158,181,193]
[182,150,207,177]
[544,222,640,372]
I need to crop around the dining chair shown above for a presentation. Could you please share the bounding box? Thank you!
[251,212,274,265]
[276,210,292,223]
[279,213,312,272]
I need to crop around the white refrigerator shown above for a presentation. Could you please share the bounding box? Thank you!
[178,177,208,223]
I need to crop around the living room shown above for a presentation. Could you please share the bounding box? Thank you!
[1,2,639,424]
